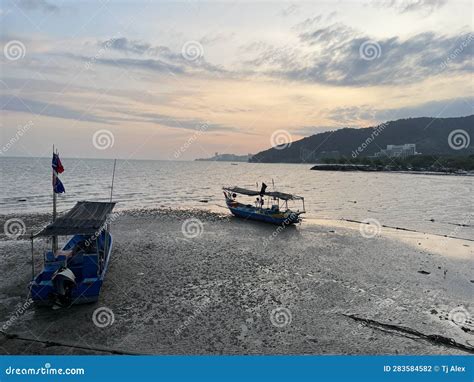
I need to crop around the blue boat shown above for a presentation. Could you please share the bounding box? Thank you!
[29,201,116,306]
[223,184,305,225]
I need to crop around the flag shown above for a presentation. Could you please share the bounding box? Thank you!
[52,153,64,173]
[53,176,65,193]
[52,153,65,193]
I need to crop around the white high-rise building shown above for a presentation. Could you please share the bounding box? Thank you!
[375,144,418,158]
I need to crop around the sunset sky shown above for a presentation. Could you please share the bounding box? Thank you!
[1,0,473,160]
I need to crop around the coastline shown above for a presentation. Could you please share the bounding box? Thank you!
[1,209,472,355]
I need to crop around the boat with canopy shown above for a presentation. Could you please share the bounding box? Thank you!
[223,183,305,225]
[29,148,117,306]
[30,201,116,306]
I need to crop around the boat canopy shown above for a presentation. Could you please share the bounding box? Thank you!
[223,186,304,201]
[34,201,117,237]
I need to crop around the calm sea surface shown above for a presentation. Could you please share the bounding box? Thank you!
[1,157,472,239]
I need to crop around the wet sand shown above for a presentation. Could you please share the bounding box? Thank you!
[0,209,472,355]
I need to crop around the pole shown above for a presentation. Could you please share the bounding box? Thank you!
[52,145,58,253]
[110,159,117,202]
[104,159,117,265]
[31,234,34,281]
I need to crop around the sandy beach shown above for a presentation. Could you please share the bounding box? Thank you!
[0,209,472,355]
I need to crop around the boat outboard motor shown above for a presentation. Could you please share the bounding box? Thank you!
[52,267,76,306]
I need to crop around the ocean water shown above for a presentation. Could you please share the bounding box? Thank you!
[1,157,472,239]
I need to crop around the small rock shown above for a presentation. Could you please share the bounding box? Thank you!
[418,270,430,275]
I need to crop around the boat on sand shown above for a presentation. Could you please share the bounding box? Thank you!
[223,183,305,225]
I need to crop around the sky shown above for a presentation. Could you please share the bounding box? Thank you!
[0,0,473,160]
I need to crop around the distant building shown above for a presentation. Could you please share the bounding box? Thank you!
[374,144,419,159]
[195,153,253,162]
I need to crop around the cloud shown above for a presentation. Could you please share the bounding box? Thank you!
[278,3,300,17]
[91,37,226,75]
[200,32,235,46]
[373,97,474,121]
[292,97,473,137]
[0,95,110,123]
[108,110,239,132]
[375,0,447,14]
[101,37,154,55]
[324,97,474,126]
[15,0,58,13]
[247,22,473,86]
[100,37,176,57]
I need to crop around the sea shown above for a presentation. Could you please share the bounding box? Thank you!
[1,157,472,240]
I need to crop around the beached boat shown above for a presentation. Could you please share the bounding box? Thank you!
[223,183,305,225]
[30,201,117,306]
[29,149,118,306]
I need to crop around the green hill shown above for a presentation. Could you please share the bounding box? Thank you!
[250,115,473,163]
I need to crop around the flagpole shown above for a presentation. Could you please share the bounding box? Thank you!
[110,159,117,202]
[52,145,58,253]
